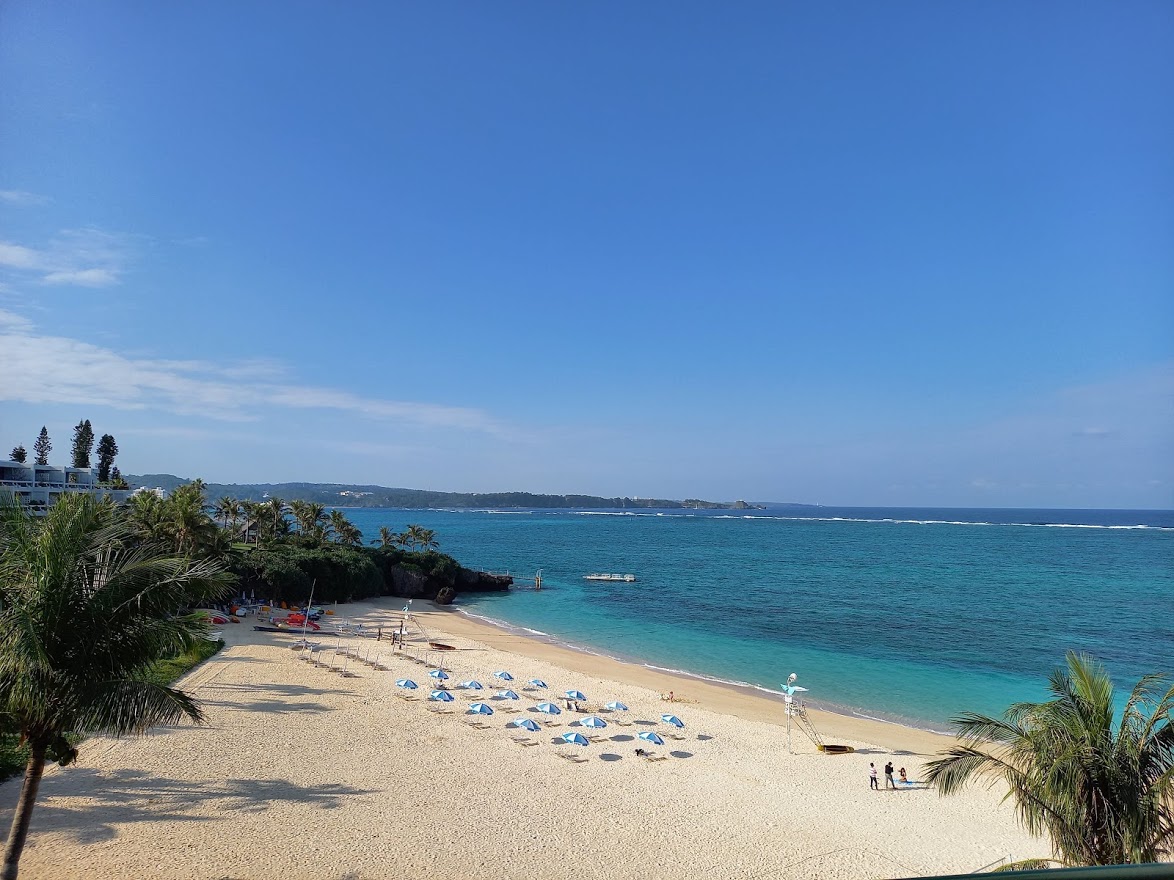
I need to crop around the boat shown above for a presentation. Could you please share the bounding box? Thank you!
[429,641,457,651]
[583,573,637,582]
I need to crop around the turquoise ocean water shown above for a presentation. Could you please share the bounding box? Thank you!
[343,507,1173,732]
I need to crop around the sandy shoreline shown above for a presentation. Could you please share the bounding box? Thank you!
[428,603,956,756]
[0,597,1045,879]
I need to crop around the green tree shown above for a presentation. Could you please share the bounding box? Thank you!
[926,652,1174,866]
[0,494,232,879]
[95,434,118,482]
[32,429,50,467]
[263,498,289,543]
[213,496,240,532]
[166,484,217,556]
[69,420,94,469]
[109,466,127,489]
[328,509,351,543]
[375,526,396,548]
[8,447,25,465]
[416,527,438,551]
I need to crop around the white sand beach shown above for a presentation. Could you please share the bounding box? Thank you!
[0,598,1046,879]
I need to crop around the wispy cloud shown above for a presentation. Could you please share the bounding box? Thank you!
[0,227,132,288]
[0,313,512,436]
[0,190,49,207]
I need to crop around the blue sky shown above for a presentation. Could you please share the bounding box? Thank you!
[1,2,1171,507]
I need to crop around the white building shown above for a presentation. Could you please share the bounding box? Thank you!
[0,460,133,512]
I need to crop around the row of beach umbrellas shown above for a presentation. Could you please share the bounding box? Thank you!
[392,668,685,747]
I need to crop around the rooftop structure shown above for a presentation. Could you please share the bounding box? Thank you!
[0,460,133,512]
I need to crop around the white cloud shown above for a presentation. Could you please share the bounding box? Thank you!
[0,227,131,288]
[0,190,48,207]
[0,313,512,436]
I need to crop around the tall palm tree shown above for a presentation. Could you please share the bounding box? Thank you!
[415,527,438,551]
[0,495,232,879]
[213,496,239,532]
[263,498,288,542]
[328,509,351,544]
[167,486,217,556]
[926,652,1174,866]
[237,500,262,545]
[288,500,313,535]
[375,526,395,548]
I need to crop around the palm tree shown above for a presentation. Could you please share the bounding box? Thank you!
[213,496,239,532]
[375,526,395,548]
[926,652,1174,866]
[237,500,262,545]
[415,527,438,551]
[0,494,232,879]
[288,500,312,535]
[263,498,288,543]
[328,510,351,544]
[337,522,363,547]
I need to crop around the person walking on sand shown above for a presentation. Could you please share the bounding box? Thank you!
[884,761,897,789]
[869,763,879,790]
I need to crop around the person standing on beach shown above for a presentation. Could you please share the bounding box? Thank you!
[884,761,896,789]
[869,763,878,790]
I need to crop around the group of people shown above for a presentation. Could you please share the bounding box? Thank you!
[868,761,909,790]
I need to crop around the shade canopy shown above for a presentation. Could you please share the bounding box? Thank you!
[468,702,494,715]
[493,671,514,681]
[528,678,548,689]
[580,716,607,729]
[637,731,665,745]
[661,714,685,728]
[430,690,455,702]
[499,689,520,700]
[511,718,541,731]
[603,701,629,712]
[461,680,484,690]
[395,679,418,689]
[564,690,587,701]
[560,732,589,747]
[535,702,562,715]
[428,669,449,680]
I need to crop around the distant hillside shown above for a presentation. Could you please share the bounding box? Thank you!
[125,475,763,510]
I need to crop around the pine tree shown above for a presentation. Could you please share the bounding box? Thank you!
[96,434,119,482]
[9,445,26,463]
[110,466,124,488]
[32,428,51,466]
[70,419,95,468]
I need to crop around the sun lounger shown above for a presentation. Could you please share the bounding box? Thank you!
[510,736,540,747]
[613,718,632,727]
[462,720,490,730]
[642,753,669,763]
[395,693,418,702]
[556,752,589,764]
[587,735,608,744]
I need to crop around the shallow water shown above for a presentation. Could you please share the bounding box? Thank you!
[344,506,1174,729]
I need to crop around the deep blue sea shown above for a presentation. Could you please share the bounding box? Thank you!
[343,506,1174,732]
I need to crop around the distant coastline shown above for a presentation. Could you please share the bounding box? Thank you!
[124,473,806,511]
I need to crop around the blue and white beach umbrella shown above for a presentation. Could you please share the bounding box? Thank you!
[661,714,685,728]
[560,731,590,747]
[535,702,562,716]
[430,690,455,702]
[564,689,587,701]
[580,716,608,729]
[637,731,665,746]
[428,669,449,681]
[461,680,484,690]
[499,689,520,700]
[603,701,629,712]
[493,670,514,681]
[395,679,418,690]
[468,702,494,715]
[528,678,548,689]
[511,718,541,732]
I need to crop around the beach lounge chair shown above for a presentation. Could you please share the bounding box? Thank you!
[462,719,490,730]
[586,735,608,744]
[556,752,588,764]
[612,718,633,727]
[510,736,540,747]
[426,705,452,714]
[642,753,669,763]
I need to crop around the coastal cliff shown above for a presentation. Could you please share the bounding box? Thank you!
[232,544,511,607]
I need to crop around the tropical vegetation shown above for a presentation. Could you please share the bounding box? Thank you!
[926,651,1174,866]
[0,493,233,878]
